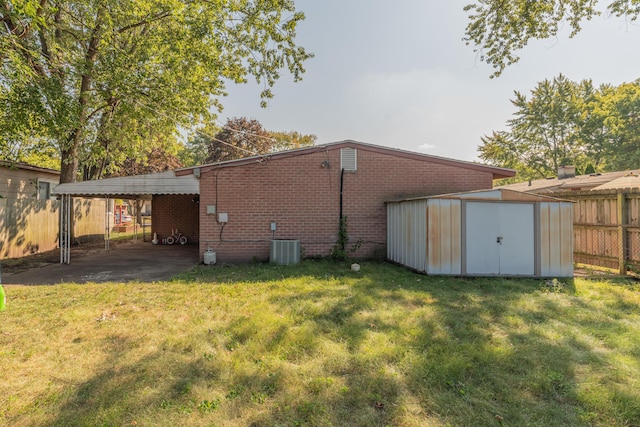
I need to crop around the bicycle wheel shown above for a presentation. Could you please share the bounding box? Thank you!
[166,236,175,245]
[179,236,188,245]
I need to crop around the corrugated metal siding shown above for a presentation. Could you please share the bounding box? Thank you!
[539,202,574,277]
[427,199,462,275]
[387,200,427,272]
[388,190,573,278]
[54,171,199,196]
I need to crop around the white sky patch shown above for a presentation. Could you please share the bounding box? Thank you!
[220,1,640,164]
[417,143,436,152]
[338,69,507,161]
[346,68,459,108]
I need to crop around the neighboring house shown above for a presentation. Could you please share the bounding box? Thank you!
[0,161,106,260]
[497,165,640,194]
[176,140,515,263]
[0,161,60,199]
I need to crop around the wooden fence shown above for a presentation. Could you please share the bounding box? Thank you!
[0,198,106,260]
[552,189,640,274]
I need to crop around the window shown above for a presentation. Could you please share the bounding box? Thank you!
[37,180,56,200]
[341,148,357,172]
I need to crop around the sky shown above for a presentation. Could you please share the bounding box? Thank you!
[220,0,640,163]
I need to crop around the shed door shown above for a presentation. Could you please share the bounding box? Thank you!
[465,202,535,275]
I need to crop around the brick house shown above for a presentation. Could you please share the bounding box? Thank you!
[175,140,515,264]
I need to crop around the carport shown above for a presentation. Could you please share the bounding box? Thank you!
[54,171,200,264]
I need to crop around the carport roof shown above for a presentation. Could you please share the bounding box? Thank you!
[53,171,199,199]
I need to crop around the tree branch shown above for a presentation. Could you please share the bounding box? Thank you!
[1,0,28,38]
[116,11,172,34]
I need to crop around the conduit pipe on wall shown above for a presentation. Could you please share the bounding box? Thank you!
[339,168,344,221]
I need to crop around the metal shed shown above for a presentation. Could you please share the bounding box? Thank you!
[387,189,574,277]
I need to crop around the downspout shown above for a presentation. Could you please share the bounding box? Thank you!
[339,168,344,222]
[339,168,345,253]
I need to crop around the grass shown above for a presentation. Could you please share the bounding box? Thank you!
[1,260,640,426]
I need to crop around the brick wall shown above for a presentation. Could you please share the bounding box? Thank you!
[152,194,200,244]
[199,146,494,263]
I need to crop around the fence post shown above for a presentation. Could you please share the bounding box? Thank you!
[618,192,628,275]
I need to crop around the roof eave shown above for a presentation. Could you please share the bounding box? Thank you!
[176,140,517,178]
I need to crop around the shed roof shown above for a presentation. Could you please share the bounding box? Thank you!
[176,140,517,180]
[387,188,573,204]
[53,171,199,199]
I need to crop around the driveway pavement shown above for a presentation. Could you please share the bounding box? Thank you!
[2,242,200,285]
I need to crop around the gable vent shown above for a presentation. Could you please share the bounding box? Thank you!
[341,148,357,171]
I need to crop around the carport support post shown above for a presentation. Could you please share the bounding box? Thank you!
[133,198,138,243]
[617,193,628,275]
[59,194,71,264]
[105,196,110,251]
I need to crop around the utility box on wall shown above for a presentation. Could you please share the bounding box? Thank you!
[387,189,574,278]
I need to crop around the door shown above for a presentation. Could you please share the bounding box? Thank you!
[465,202,535,275]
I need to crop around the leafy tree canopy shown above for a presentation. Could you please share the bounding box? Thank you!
[106,140,184,178]
[270,130,317,152]
[178,124,220,167]
[204,117,273,163]
[479,74,640,182]
[464,0,639,77]
[1,0,312,182]
[197,117,316,164]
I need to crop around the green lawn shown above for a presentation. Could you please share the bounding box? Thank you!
[1,260,639,426]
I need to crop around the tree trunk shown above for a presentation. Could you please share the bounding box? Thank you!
[58,7,103,184]
[59,138,80,184]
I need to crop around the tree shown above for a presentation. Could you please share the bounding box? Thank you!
[109,145,184,178]
[480,75,584,179]
[205,117,273,163]
[179,124,220,167]
[201,117,316,163]
[463,1,638,77]
[595,82,640,170]
[1,0,312,183]
[479,75,640,180]
[270,131,317,152]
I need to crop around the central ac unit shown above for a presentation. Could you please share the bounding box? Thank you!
[270,240,301,265]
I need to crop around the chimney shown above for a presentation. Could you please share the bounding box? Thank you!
[558,165,576,180]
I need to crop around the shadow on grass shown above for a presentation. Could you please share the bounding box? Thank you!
[31,260,640,426]
[45,336,222,426]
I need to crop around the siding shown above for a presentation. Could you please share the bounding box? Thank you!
[387,191,574,278]
[538,202,574,277]
[427,199,462,275]
[387,200,427,272]
[0,166,59,199]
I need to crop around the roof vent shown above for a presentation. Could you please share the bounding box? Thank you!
[558,165,576,180]
[341,148,357,171]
